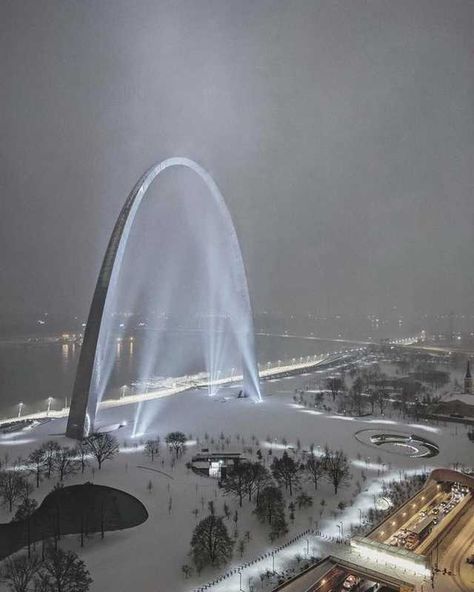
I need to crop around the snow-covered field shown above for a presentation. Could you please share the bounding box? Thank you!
[0,367,472,592]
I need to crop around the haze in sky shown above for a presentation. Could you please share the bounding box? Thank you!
[0,0,473,320]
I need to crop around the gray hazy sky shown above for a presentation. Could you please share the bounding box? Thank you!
[0,0,473,319]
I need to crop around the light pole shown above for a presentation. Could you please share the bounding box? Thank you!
[120,385,127,399]
[46,397,53,416]
[272,551,275,572]
[305,537,310,556]
[17,402,24,418]
[336,524,341,539]
[359,508,363,524]
[339,521,344,537]
[238,568,243,591]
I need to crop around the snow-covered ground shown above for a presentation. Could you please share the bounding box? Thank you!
[0,365,472,592]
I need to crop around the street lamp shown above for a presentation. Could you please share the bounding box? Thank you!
[120,385,127,399]
[359,508,363,524]
[46,396,53,416]
[338,521,344,537]
[17,402,24,418]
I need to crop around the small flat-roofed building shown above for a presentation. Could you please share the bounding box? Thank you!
[191,451,247,479]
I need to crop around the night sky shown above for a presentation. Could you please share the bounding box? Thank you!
[1,0,473,319]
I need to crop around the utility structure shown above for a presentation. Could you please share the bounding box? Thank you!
[66,157,261,440]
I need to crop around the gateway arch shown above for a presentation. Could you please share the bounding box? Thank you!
[66,157,261,440]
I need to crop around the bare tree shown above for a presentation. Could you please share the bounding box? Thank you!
[41,442,61,480]
[271,451,300,496]
[245,462,271,503]
[322,446,351,494]
[27,448,45,488]
[76,441,89,474]
[53,447,80,481]
[368,390,377,415]
[144,438,160,462]
[35,547,92,592]
[12,498,38,558]
[376,390,388,415]
[190,514,234,572]
[165,432,187,457]
[254,485,288,541]
[222,464,248,507]
[326,377,344,401]
[0,553,40,592]
[305,454,324,490]
[83,434,119,470]
[0,470,28,512]
[350,377,364,416]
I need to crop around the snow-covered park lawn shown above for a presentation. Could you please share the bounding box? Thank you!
[0,363,472,592]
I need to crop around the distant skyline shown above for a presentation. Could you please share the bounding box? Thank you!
[1,0,473,319]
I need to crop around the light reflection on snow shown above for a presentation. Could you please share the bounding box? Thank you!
[0,438,36,446]
[368,419,398,425]
[119,444,145,454]
[351,459,388,471]
[262,441,294,450]
[407,423,440,434]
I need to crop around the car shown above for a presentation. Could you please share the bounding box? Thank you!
[342,574,361,590]
[398,528,408,537]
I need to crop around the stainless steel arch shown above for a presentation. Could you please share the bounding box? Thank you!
[66,157,261,440]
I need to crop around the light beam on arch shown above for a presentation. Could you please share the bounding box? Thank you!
[66,157,261,440]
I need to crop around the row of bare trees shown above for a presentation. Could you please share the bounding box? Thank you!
[0,547,92,592]
[143,431,188,462]
[0,434,119,518]
[222,446,351,509]
[28,434,119,489]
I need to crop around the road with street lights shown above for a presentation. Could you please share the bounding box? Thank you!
[434,497,474,592]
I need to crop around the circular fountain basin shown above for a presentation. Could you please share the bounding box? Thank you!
[354,428,439,458]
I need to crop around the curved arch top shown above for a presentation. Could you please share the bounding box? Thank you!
[66,158,261,439]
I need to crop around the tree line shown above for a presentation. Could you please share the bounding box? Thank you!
[0,546,92,592]
[187,445,351,573]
